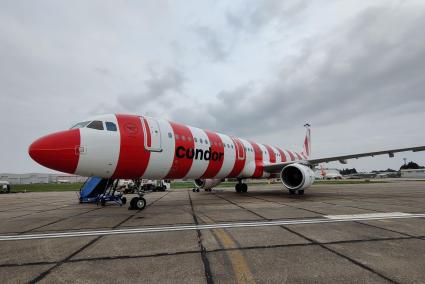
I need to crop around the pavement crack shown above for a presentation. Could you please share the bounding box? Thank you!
[27,191,170,283]
[188,190,214,284]
[3,235,423,269]
[213,192,402,284]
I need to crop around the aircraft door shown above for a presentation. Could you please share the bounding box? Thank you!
[141,116,162,152]
[233,138,245,160]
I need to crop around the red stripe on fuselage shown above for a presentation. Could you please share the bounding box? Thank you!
[165,122,195,179]
[112,114,150,179]
[250,141,263,178]
[295,152,303,160]
[286,150,295,161]
[276,147,287,163]
[264,145,276,163]
[227,138,246,178]
[201,130,224,178]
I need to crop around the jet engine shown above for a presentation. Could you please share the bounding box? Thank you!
[280,163,315,191]
[194,179,223,191]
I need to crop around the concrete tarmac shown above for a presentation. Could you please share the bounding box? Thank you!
[0,181,424,283]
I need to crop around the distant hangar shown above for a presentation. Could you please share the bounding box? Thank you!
[0,173,87,184]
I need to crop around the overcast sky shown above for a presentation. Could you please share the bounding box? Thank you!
[1,0,425,173]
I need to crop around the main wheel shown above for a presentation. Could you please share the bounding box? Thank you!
[235,184,241,193]
[100,199,106,206]
[121,197,127,205]
[297,190,304,195]
[241,184,248,193]
[136,197,147,210]
[289,189,296,195]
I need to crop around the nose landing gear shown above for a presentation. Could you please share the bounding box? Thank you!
[129,196,146,210]
[129,186,148,210]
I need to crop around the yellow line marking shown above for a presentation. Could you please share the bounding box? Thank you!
[199,215,256,284]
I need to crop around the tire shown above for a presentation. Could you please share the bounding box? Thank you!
[289,189,296,195]
[129,197,139,210]
[100,199,106,206]
[121,197,127,205]
[297,190,304,195]
[235,184,241,193]
[136,197,146,210]
[241,184,248,193]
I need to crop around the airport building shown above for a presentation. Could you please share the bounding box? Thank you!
[400,169,425,179]
[0,173,87,184]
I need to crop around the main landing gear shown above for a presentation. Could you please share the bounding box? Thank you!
[235,180,248,193]
[289,189,304,195]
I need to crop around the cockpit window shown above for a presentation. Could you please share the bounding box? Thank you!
[70,121,91,129]
[105,122,117,131]
[87,120,104,130]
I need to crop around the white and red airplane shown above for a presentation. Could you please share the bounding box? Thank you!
[29,114,425,199]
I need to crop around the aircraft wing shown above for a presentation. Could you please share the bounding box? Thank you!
[263,145,425,174]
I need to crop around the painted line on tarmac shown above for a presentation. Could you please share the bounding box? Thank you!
[1,212,424,241]
[324,212,412,220]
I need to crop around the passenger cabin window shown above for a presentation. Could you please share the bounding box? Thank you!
[87,120,104,130]
[70,121,90,129]
[105,122,117,131]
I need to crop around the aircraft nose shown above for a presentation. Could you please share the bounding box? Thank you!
[29,129,81,174]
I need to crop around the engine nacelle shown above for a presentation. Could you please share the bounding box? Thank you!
[280,163,315,190]
[194,179,223,190]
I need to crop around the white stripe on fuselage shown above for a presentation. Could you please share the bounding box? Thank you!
[215,133,236,178]
[257,143,271,178]
[142,118,175,179]
[184,126,211,179]
[76,114,120,177]
[239,138,256,178]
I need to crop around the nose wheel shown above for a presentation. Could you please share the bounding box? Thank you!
[129,196,146,210]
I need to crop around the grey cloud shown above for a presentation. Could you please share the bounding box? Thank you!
[116,67,186,112]
[2,1,425,173]
[168,4,425,139]
[194,26,230,62]
[226,0,309,33]
[94,67,110,76]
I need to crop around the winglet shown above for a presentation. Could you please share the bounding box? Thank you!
[302,123,311,159]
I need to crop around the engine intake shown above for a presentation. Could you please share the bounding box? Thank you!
[280,163,315,190]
